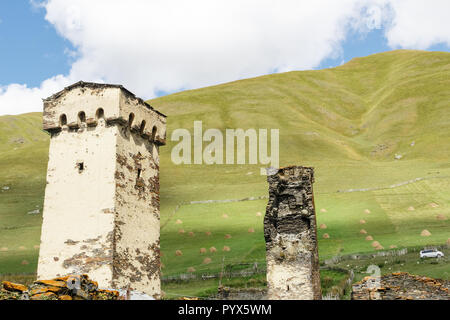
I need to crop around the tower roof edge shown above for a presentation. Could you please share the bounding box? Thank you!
[44,81,166,118]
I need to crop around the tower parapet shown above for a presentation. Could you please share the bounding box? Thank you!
[42,81,166,145]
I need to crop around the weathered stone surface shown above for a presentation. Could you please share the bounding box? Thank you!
[34,280,67,288]
[2,281,27,293]
[37,82,166,298]
[351,272,449,300]
[0,274,120,300]
[0,289,21,300]
[30,292,58,300]
[264,166,321,300]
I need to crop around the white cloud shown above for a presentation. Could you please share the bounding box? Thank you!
[0,75,72,115]
[1,0,450,115]
[385,0,450,49]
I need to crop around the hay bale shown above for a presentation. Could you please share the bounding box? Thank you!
[0,247,8,252]
[407,206,415,211]
[33,245,40,249]
[205,231,212,236]
[224,234,232,239]
[256,212,262,217]
[359,219,366,224]
[175,219,183,224]
[175,250,183,256]
[202,257,212,264]
[365,235,373,241]
[248,228,255,233]
[430,203,439,208]
[360,229,367,234]
[188,231,195,237]
[375,244,384,250]
[178,229,185,234]
[21,260,29,265]
[436,214,447,221]
[364,209,371,214]
[319,224,327,229]
[371,241,381,248]
[446,238,450,246]
[223,246,231,252]
[420,229,431,237]
[222,214,229,219]
[18,246,26,250]
[389,245,397,249]
[209,247,217,253]
[320,208,327,213]
[187,267,196,273]
[323,233,330,239]
[200,248,207,254]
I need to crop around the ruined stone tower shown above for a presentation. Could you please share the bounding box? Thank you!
[264,166,321,300]
[37,81,166,298]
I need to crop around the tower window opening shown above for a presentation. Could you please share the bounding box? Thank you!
[137,168,142,179]
[77,162,84,173]
[128,113,135,127]
[96,108,105,120]
[60,114,67,126]
[78,111,86,124]
[140,120,146,134]
[151,126,157,141]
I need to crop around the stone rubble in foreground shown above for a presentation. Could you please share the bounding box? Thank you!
[351,272,449,300]
[0,274,120,300]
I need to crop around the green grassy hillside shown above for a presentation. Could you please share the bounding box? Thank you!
[0,50,449,284]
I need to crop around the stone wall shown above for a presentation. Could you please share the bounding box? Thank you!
[351,272,449,300]
[264,166,321,300]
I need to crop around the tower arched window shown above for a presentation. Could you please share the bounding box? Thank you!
[151,126,157,141]
[128,113,135,127]
[96,108,105,120]
[140,120,146,134]
[60,114,67,126]
[78,111,86,124]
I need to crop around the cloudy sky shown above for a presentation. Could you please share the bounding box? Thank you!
[1,0,450,115]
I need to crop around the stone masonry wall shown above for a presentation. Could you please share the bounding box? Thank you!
[112,126,161,297]
[352,272,449,300]
[264,166,321,300]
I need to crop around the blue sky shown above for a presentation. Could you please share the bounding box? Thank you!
[1,0,450,115]
[0,1,73,87]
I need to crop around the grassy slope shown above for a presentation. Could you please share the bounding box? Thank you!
[0,113,48,273]
[0,50,449,283]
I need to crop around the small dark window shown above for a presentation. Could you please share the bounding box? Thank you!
[137,168,142,179]
[77,162,84,173]
[78,111,86,123]
[60,114,67,126]
[151,126,157,141]
[140,120,146,134]
[96,108,104,120]
[128,113,135,127]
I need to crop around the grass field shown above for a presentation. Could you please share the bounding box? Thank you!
[0,50,449,296]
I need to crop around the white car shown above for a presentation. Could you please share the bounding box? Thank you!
[420,249,444,258]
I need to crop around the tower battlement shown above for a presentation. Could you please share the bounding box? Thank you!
[42,81,167,145]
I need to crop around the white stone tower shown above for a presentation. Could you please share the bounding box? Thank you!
[37,81,166,298]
